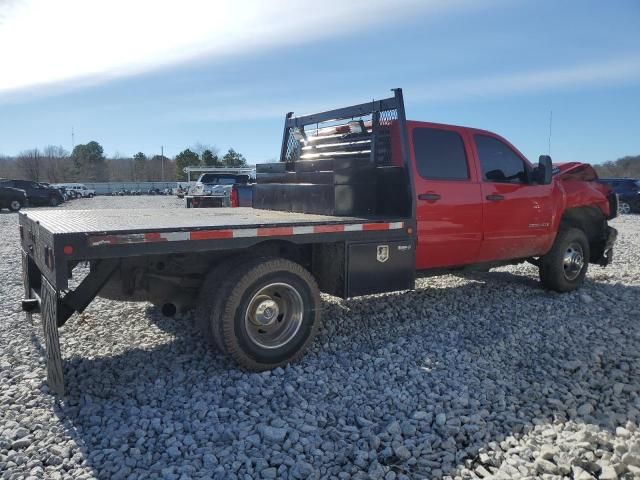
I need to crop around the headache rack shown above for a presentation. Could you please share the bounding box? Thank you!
[280,88,409,168]
[269,88,415,219]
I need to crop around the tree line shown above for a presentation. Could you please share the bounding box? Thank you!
[592,155,640,179]
[0,141,248,183]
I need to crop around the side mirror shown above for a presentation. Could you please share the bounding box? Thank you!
[533,155,553,184]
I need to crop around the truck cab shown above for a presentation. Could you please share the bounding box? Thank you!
[403,122,615,273]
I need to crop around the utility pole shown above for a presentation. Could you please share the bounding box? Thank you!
[71,126,75,151]
[161,145,164,181]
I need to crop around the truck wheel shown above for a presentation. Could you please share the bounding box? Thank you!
[196,257,250,352]
[206,257,321,370]
[49,196,60,207]
[9,199,23,212]
[619,202,631,215]
[539,228,590,292]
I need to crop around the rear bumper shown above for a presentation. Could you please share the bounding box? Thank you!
[185,195,228,208]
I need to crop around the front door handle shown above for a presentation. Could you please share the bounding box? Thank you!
[418,193,441,202]
[486,194,505,202]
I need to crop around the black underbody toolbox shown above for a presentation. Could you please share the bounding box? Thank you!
[347,240,414,296]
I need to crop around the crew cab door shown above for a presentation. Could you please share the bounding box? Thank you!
[472,134,554,261]
[411,125,483,269]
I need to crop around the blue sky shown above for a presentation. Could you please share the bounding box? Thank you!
[0,0,638,165]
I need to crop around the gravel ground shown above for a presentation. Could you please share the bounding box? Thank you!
[1,196,639,480]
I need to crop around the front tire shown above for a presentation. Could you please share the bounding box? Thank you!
[539,228,590,292]
[201,257,321,371]
[49,196,60,207]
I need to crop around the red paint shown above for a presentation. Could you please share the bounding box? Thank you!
[144,232,167,242]
[314,225,345,233]
[190,230,233,240]
[362,223,389,231]
[258,227,294,237]
[405,120,612,269]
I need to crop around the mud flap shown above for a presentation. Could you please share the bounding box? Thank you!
[21,251,32,323]
[41,276,65,396]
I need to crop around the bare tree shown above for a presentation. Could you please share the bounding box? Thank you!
[42,145,69,183]
[16,149,42,181]
[0,155,18,179]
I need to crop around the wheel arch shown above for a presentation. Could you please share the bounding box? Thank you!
[558,205,608,263]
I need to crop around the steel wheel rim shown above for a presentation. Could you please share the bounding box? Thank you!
[619,202,631,214]
[563,242,584,281]
[244,282,303,349]
[10,200,20,210]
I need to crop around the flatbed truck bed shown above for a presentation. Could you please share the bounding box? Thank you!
[20,207,408,291]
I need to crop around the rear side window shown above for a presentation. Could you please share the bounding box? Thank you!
[475,135,528,183]
[413,128,469,180]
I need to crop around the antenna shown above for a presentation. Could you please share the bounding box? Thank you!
[548,110,552,156]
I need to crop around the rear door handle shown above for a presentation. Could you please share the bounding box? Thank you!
[486,194,505,202]
[418,193,441,201]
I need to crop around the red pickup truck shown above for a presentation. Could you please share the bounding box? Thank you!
[19,89,617,394]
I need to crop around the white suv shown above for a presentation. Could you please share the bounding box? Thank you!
[52,183,96,198]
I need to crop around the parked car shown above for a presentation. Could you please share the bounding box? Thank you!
[597,178,640,214]
[185,173,253,208]
[0,179,64,206]
[0,186,28,212]
[51,183,95,198]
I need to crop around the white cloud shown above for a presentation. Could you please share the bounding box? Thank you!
[164,56,640,123]
[0,0,477,95]
[410,56,640,102]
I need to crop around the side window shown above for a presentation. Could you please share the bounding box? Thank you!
[413,127,469,180]
[475,135,528,183]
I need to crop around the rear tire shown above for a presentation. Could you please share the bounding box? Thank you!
[539,228,590,292]
[8,199,23,212]
[49,196,60,207]
[201,257,321,370]
[196,257,252,352]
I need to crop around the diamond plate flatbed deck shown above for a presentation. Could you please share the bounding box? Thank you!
[19,207,410,290]
[21,207,371,234]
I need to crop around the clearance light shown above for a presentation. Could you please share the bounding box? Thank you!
[63,245,74,255]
